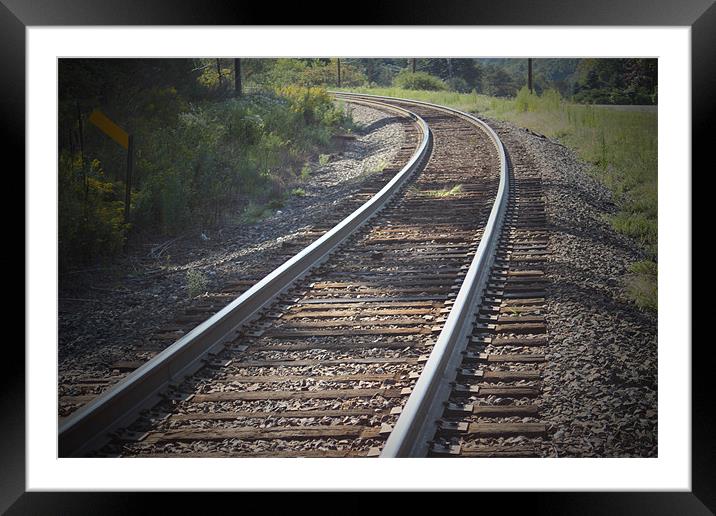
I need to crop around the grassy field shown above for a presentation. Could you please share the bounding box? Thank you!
[341,86,658,311]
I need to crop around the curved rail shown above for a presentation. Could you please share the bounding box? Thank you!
[58,99,431,457]
[334,92,510,457]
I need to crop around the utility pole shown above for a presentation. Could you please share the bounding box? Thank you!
[234,58,242,97]
[216,58,222,88]
[412,58,416,73]
[337,58,341,87]
[528,58,533,94]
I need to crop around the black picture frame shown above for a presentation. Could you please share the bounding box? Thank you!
[6,0,708,512]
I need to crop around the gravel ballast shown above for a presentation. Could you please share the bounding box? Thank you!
[486,117,657,458]
[58,102,658,459]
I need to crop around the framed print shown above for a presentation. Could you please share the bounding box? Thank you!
[7,0,709,512]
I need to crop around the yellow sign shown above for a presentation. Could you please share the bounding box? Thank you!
[88,110,129,149]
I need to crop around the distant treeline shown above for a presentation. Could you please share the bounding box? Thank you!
[239,58,656,105]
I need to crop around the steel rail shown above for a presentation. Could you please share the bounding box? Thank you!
[58,98,431,457]
[333,92,510,457]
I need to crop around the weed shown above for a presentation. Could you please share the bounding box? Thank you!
[423,184,463,197]
[625,260,657,311]
[241,202,271,224]
[300,163,312,181]
[319,154,331,166]
[366,157,388,174]
[267,198,284,210]
[291,187,306,197]
[186,269,209,298]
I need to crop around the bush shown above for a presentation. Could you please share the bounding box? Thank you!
[186,269,208,298]
[131,89,346,235]
[446,76,470,93]
[626,260,657,311]
[58,153,128,269]
[60,81,352,269]
[300,60,367,88]
[277,85,337,125]
[393,70,447,91]
[515,86,533,112]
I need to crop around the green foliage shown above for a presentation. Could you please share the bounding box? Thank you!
[302,59,367,87]
[267,198,284,209]
[197,60,233,92]
[59,61,352,269]
[241,202,273,224]
[423,184,463,197]
[626,260,657,311]
[319,154,331,166]
[299,163,312,180]
[58,58,657,271]
[515,87,562,112]
[393,70,447,91]
[610,211,657,253]
[248,58,367,89]
[276,85,344,127]
[291,187,306,197]
[515,86,532,112]
[366,157,388,174]
[481,65,519,97]
[186,269,209,298]
[573,58,657,105]
[446,76,470,93]
[237,58,656,104]
[58,153,128,269]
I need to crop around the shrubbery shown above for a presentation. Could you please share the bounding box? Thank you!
[59,80,348,269]
[58,154,129,268]
[446,76,470,93]
[572,87,654,105]
[392,70,447,91]
[131,86,346,235]
[250,59,367,89]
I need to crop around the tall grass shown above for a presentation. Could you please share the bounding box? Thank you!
[342,86,658,310]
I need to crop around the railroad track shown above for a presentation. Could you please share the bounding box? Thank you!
[59,93,551,458]
[428,131,549,458]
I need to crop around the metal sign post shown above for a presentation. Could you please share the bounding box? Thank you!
[125,135,134,222]
[88,109,133,222]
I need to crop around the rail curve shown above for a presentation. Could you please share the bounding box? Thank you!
[59,94,513,458]
[334,93,510,457]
